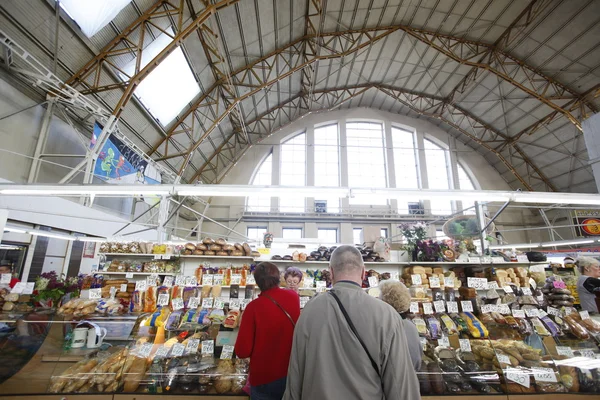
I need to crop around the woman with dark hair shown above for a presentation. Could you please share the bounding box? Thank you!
[283,267,303,293]
[235,262,300,400]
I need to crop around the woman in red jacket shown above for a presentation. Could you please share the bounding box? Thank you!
[235,262,300,400]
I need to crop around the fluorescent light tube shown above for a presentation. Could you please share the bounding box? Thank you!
[3,227,27,234]
[29,231,76,241]
[77,237,107,243]
[540,240,595,247]
[489,244,542,250]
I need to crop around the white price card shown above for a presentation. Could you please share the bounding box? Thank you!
[491,257,506,264]
[506,367,530,388]
[512,309,525,318]
[447,301,459,314]
[1,274,11,284]
[368,276,379,288]
[231,274,242,285]
[429,277,441,288]
[420,337,427,349]
[497,304,511,315]
[135,280,147,291]
[517,255,529,263]
[213,297,225,309]
[503,286,514,294]
[434,300,445,313]
[580,349,595,358]
[411,274,422,285]
[125,272,134,279]
[547,306,560,317]
[202,274,214,286]
[172,298,184,310]
[525,308,539,318]
[316,281,327,289]
[467,277,488,290]
[444,277,455,288]
[213,274,224,286]
[241,299,251,310]
[23,282,34,295]
[109,286,117,299]
[529,278,537,290]
[316,286,326,294]
[220,344,235,360]
[138,342,153,358]
[522,288,532,295]
[468,256,481,263]
[303,278,314,288]
[89,288,102,299]
[410,302,419,314]
[538,309,548,318]
[300,297,310,309]
[496,354,510,365]
[201,340,214,356]
[556,346,574,357]
[157,293,170,306]
[163,276,174,287]
[175,275,186,286]
[171,343,185,357]
[187,296,200,309]
[185,338,200,355]
[147,275,158,287]
[202,297,214,308]
[120,284,128,292]
[229,298,241,309]
[580,310,590,320]
[481,304,495,313]
[487,281,500,290]
[532,367,557,383]
[246,274,255,285]
[461,301,474,312]
[438,336,450,347]
[423,302,434,315]
[459,339,472,352]
[155,346,170,358]
[184,276,194,287]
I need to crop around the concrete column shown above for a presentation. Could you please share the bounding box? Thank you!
[340,222,353,244]
[339,118,349,211]
[448,137,461,212]
[415,130,430,214]
[384,120,398,211]
[305,222,318,239]
[306,125,315,211]
[28,99,55,183]
[582,113,600,192]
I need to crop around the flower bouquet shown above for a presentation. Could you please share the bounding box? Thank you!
[399,222,428,261]
[32,272,81,309]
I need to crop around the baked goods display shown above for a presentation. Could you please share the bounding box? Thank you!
[180,240,253,257]
[270,245,387,262]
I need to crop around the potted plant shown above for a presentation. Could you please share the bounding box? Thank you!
[398,223,429,261]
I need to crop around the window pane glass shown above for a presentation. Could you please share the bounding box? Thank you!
[380,228,388,238]
[282,228,303,239]
[346,122,387,205]
[353,228,363,245]
[247,154,272,212]
[318,229,338,243]
[247,227,267,242]
[280,134,306,212]
[61,0,133,37]
[424,139,452,215]
[392,127,419,213]
[458,163,476,214]
[314,124,340,212]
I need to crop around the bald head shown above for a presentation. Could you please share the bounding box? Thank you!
[329,245,365,284]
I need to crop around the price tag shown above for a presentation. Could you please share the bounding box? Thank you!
[482,256,492,263]
[580,349,595,358]
[556,346,574,357]
[525,308,539,318]
[316,286,326,294]
[303,278,314,288]
[125,272,134,279]
[497,304,511,315]
[183,276,192,287]
[220,344,234,360]
[89,288,102,299]
[461,301,473,312]
[2,274,12,284]
[496,354,510,365]
[447,301,459,313]
[229,298,241,309]
[201,340,214,355]
[468,256,481,263]
[147,275,158,287]
[23,282,34,295]
[532,367,557,383]
[214,297,225,309]
[213,274,224,286]
[163,276,174,287]
[411,274,422,285]
[512,309,525,318]
[231,274,242,285]
[506,367,530,388]
[503,286,513,294]
[468,277,488,289]
[538,309,548,318]
[444,277,454,288]
[487,281,499,289]
[202,297,214,308]
[434,300,445,313]
[459,339,472,352]
[155,346,170,358]
[517,255,529,263]
[423,302,434,315]
[202,274,214,286]
[529,278,537,290]
[246,274,255,285]
[120,284,128,292]
[438,336,450,347]
[368,276,379,287]
[241,299,251,310]
[580,310,590,320]
[491,257,506,264]
[420,337,427,348]
[172,298,184,310]
[157,293,170,306]
[547,306,560,316]
[175,275,186,286]
[185,338,200,355]
[410,302,419,314]
[138,342,153,358]
[109,286,117,299]
[135,280,147,291]
[316,281,327,289]
[429,277,441,288]
[171,343,185,357]
[522,288,532,295]
[481,304,495,313]
[188,296,200,309]
[300,297,310,309]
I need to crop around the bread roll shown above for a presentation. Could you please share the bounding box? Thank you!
[203,238,215,245]
[216,238,227,246]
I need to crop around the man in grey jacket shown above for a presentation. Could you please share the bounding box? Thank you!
[283,245,421,400]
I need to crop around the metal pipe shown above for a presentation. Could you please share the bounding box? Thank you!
[53,0,60,74]
[112,200,162,236]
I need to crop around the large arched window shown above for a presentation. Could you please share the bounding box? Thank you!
[247,153,272,212]
[280,133,306,212]
[314,124,340,212]
[392,127,419,213]
[424,139,452,215]
[458,163,476,214]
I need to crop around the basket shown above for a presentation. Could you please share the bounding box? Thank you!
[442,215,495,239]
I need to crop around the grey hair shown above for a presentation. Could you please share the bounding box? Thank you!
[378,279,411,313]
[576,256,600,273]
[330,245,364,275]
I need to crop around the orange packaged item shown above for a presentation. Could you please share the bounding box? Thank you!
[144,287,157,313]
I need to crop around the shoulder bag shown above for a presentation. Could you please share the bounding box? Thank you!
[263,293,296,327]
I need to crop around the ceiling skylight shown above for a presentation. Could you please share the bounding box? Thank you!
[60,0,133,37]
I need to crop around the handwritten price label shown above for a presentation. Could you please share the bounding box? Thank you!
[411,274,422,285]
[201,340,214,355]
[533,367,557,383]
[138,342,153,358]
[185,338,200,355]
[175,275,186,286]
[496,354,510,365]
[135,280,147,291]
[213,297,225,309]
[524,308,539,318]
[303,278,314,288]
[229,298,241,309]
[368,276,379,288]
[299,297,309,309]
[444,277,454,288]
[202,297,214,308]
[120,284,128,292]
[547,307,560,316]
[171,298,184,310]
[522,288,532,295]
[461,301,473,312]
[503,286,513,294]
[497,304,511,315]
[316,281,327,289]
[438,336,450,347]
[487,281,500,289]
[433,300,445,313]
[163,276,174,287]
[125,272,134,279]
[89,288,102,299]
[506,367,530,388]
[246,274,255,285]
[202,274,214,286]
[155,346,170,358]
[109,286,117,299]
[220,344,234,360]
[467,277,488,290]
[580,310,590,320]
[459,339,472,352]
[147,275,158,287]
[231,274,242,285]
[157,293,170,306]
[213,274,224,286]
[423,302,434,315]
[429,277,441,288]
[556,346,574,357]
[447,301,459,313]
[187,296,200,309]
[171,343,185,357]
[512,309,525,318]
[580,349,595,358]
[410,302,419,314]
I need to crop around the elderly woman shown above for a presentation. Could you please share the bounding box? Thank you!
[378,279,422,370]
[575,256,600,313]
[283,267,303,293]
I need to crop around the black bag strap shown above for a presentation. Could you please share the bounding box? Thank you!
[328,290,381,378]
[263,293,296,327]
